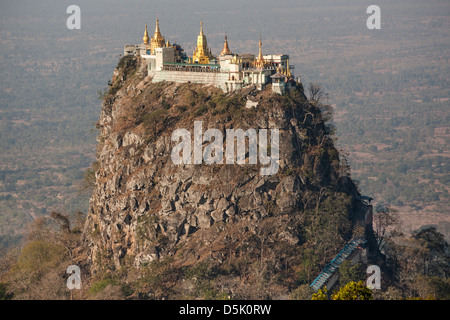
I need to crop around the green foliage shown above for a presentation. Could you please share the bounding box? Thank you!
[386,226,450,297]
[14,240,67,276]
[302,191,353,264]
[137,258,181,299]
[161,96,171,110]
[331,281,373,300]
[182,88,247,118]
[413,226,448,254]
[290,284,314,300]
[194,104,208,117]
[116,56,139,80]
[406,296,437,300]
[311,288,329,300]
[184,261,215,281]
[97,87,108,100]
[296,248,320,285]
[82,161,100,190]
[312,281,373,300]
[411,275,450,300]
[88,277,117,296]
[140,108,169,141]
[120,284,134,297]
[142,108,166,127]
[107,56,138,96]
[338,261,366,287]
[184,262,228,299]
[0,283,13,300]
[0,213,87,299]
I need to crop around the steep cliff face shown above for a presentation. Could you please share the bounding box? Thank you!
[83,56,365,296]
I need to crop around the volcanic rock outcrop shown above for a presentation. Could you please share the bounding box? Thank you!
[83,56,368,283]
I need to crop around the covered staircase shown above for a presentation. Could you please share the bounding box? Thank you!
[310,238,367,291]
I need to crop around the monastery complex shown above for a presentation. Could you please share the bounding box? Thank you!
[124,19,299,94]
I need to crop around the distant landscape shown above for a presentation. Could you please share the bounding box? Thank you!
[0,0,449,253]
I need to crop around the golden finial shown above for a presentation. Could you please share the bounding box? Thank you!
[221,34,232,55]
[286,59,291,77]
[143,24,149,44]
[149,17,165,54]
[192,20,210,64]
[258,36,263,58]
[255,36,265,69]
[153,18,163,41]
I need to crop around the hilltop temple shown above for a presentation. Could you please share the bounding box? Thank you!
[124,19,297,94]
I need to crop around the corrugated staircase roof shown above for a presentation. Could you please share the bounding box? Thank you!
[310,238,367,291]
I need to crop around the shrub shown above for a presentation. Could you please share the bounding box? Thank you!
[331,281,373,300]
[14,240,67,276]
[89,277,117,296]
[311,288,329,300]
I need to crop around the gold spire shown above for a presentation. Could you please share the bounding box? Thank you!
[143,24,149,44]
[153,18,164,41]
[254,36,265,69]
[150,18,165,54]
[285,58,291,77]
[258,37,263,61]
[192,20,211,64]
[220,34,232,55]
